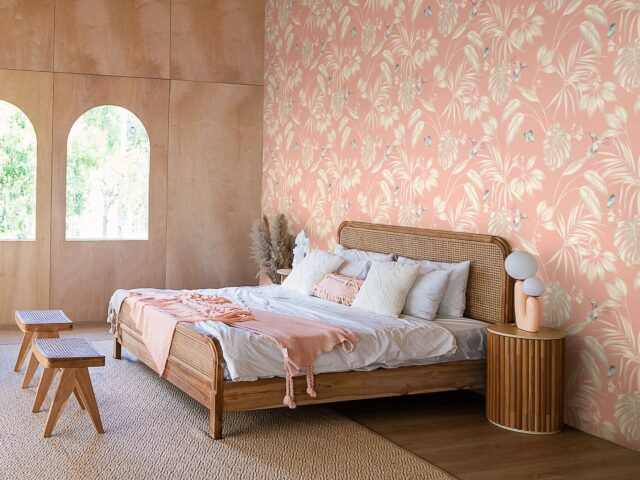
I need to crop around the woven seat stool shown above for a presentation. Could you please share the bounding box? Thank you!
[32,337,105,437]
[14,310,73,389]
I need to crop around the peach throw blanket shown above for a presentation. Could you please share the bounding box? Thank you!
[125,292,358,408]
[233,309,357,408]
[126,292,254,374]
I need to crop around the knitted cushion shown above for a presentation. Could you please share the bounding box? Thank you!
[311,273,364,306]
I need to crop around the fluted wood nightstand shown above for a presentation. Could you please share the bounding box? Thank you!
[486,324,565,434]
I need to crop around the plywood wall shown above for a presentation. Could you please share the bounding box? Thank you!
[171,0,265,84]
[0,0,264,324]
[0,69,53,324]
[49,74,169,322]
[166,81,263,289]
[54,0,171,78]
[0,0,54,71]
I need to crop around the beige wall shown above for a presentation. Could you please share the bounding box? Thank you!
[0,0,264,324]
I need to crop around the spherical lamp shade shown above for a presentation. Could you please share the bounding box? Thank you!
[523,277,545,297]
[505,251,538,280]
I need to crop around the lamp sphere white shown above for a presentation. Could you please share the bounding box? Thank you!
[505,251,538,280]
[523,277,545,297]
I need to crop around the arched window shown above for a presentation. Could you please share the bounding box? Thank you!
[0,101,37,240]
[66,105,150,240]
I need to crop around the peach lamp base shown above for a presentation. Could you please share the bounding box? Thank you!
[514,280,541,333]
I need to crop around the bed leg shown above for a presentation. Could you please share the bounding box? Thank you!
[208,339,225,439]
[209,404,223,440]
[113,337,122,359]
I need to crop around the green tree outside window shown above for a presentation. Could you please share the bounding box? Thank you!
[66,105,150,240]
[0,100,37,240]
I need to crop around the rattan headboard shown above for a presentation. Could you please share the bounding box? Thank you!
[338,221,514,324]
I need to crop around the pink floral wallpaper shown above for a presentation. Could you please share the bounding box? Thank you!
[262,0,640,450]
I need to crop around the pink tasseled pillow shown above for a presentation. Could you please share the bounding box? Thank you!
[311,273,364,306]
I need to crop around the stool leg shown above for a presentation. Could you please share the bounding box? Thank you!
[73,388,86,410]
[21,353,39,389]
[33,368,59,412]
[75,368,104,434]
[44,369,76,438]
[14,332,34,372]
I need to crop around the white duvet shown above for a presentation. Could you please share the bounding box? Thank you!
[110,285,466,382]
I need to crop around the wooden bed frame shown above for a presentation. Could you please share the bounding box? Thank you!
[113,221,514,438]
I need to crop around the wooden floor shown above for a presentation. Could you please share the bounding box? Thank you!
[1,323,638,479]
[333,391,640,480]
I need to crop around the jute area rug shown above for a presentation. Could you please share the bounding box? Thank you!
[0,341,455,480]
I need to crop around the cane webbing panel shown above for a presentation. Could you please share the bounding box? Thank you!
[338,222,513,324]
[119,300,214,377]
[16,310,72,326]
[34,337,103,360]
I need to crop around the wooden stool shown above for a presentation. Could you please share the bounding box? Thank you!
[14,310,73,390]
[32,337,105,437]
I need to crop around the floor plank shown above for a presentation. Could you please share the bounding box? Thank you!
[332,391,640,480]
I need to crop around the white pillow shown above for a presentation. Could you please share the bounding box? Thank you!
[337,260,370,280]
[352,261,419,317]
[402,268,451,320]
[398,257,471,317]
[334,245,394,279]
[334,244,394,263]
[281,250,344,295]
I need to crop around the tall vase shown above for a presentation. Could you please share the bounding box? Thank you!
[514,280,541,333]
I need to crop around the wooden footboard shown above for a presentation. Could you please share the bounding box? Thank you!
[115,301,486,439]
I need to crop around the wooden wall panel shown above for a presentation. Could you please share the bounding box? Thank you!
[0,0,54,72]
[166,81,263,290]
[171,0,264,85]
[0,69,52,325]
[50,73,169,323]
[54,0,170,79]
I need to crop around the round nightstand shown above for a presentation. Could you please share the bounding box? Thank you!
[486,324,565,434]
[276,268,292,284]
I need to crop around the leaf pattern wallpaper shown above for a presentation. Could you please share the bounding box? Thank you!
[262,0,640,450]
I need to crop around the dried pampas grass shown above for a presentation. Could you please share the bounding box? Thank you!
[250,214,294,284]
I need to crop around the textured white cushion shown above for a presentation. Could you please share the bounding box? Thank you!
[334,245,394,279]
[281,250,344,295]
[398,257,471,317]
[352,261,419,317]
[337,260,370,280]
[402,268,452,320]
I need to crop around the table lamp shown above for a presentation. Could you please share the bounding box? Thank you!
[504,251,545,332]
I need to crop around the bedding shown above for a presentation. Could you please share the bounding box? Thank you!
[334,244,394,279]
[110,285,466,382]
[336,259,370,279]
[311,273,363,305]
[281,250,344,294]
[334,244,394,263]
[402,268,451,320]
[126,292,254,373]
[351,261,419,317]
[398,257,471,317]
[231,309,358,408]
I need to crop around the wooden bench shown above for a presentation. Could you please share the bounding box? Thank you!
[14,310,73,389]
[32,337,105,437]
